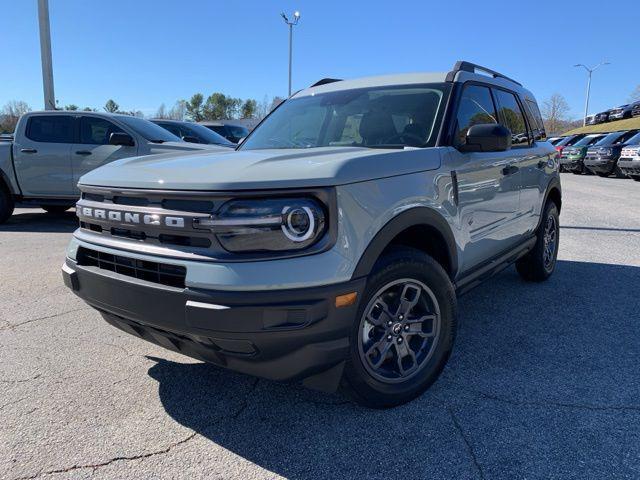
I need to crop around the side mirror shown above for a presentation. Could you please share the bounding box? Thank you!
[109,132,135,147]
[181,135,200,144]
[459,124,511,152]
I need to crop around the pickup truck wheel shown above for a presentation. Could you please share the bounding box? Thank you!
[41,205,72,214]
[0,187,15,224]
[341,247,457,408]
[516,202,559,282]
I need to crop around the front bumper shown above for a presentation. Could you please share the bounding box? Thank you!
[560,156,584,172]
[62,258,366,389]
[584,156,616,174]
[618,158,640,176]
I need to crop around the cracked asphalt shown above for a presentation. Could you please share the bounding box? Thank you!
[1,173,639,480]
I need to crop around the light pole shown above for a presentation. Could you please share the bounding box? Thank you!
[281,11,300,97]
[37,0,56,110]
[574,61,609,126]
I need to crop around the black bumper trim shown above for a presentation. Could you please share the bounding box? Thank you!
[63,259,366,385]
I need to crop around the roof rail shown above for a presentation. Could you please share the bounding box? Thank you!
[310,78,342,88]
[445,60,522,86]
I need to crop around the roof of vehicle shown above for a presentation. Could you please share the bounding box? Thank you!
[296,60,538,103]
[150,118,195,124]
[199,120,248,127]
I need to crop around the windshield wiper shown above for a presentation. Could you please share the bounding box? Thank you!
[149,139,166,144]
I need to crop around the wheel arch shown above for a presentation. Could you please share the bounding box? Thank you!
[351,207,459,281]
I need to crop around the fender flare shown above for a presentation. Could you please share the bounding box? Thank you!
[351,207,459,280]
[537,176,562,230]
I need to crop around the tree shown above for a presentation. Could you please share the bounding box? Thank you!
[240,99,257,119]
[270,96,285,112]
[64,104,79,111]
[541,93,570,134]
[104,99,119,113]
[155,103,168,119]
[83,107,97,112]
[255,95,270,120]
[0,100,31,133]
[185,94,205,122]
[203,93,241,120]
[629,85,640,103]
[167,100,186,120]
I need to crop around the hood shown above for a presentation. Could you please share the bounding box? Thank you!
[79,146,443,191]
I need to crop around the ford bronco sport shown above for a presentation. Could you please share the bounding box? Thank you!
[62,61,561,408]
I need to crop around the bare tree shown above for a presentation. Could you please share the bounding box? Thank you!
[155,103,168,119]
[167,100,186,120]
[269,96,285,112]
[541,94,570,135]
[0,100,31,133]
[629,85,640,103]
[255,95,270,120]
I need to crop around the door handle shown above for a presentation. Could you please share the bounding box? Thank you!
[502,164,518,175]
[20,148,37,153]
[75,150,92,155]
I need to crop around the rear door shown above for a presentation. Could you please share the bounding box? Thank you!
[70,115,138,194]
[13,114,74,196]
[449,84,522,271]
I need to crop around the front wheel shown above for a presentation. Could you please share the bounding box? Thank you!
[632,176,640,182]
[0,187,15,224]
[41,205,73,214]
[516,202,560,282]
[341,247,457,408]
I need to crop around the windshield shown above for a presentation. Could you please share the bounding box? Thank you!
[118,116,181,142]
[574,135,603,147]
[227,125,249,138]
[624,132,640,145]
[240,83,450,150]
[594,132,625,146]
[184,123,234,146]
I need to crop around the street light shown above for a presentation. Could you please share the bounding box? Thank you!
[281,10,301,97]
[574,61,610,126]
[37,0,56,110]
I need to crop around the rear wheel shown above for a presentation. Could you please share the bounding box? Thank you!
[341,247,457,408]
[632,176,640,182]
[41,205,72,214]
[516,202,559,282]
[596,172,610,178]
[0,186,14,224]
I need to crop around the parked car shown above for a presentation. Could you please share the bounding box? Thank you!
[547,136,564,145]
[62,61,561,408]
[585,114,597,125]
[633,103,640,118]
[559,133,607,174]
[583,130,640,177]
[594,111,611,124]
[608,104,635,121]
[554,134,587,171]
[200,121,250,143]
[151,119,235,147]
[0,111,228,223]
[618,134,640,181]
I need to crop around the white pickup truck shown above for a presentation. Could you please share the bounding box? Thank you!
[0,111,229,223]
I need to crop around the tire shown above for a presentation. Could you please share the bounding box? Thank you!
[596,172,609,178]
[41,205,72,214]
[632,176,640,182]
[516,202,560,282]
[613,165,627,179]
[571,170,582,175]
[341,247,457,408]
[0,186,14,224]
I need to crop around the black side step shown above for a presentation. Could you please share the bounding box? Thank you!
[455,237,536,296]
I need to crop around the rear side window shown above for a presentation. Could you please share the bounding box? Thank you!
[525,99,546,141]
[493,89,530,147]
[26,116,73,143]
[80,117,125,145]
[454,85,497,146]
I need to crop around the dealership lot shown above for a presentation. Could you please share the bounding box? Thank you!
[1,174,639,480]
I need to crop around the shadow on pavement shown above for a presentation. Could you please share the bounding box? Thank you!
[147,260,640,479]
[0,209,77,233]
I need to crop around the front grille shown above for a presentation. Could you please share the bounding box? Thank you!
[76,247,186,288]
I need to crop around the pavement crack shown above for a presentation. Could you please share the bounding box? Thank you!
[0,397,27,411]
[231,378,260,419]
[448,407,485,480]
[11,431,199,480]
[0,307,90,332]
[0,374,42,384]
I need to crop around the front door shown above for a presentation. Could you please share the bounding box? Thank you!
[71,116,138,194]
[448,84,522,272]
[13,115,74,197]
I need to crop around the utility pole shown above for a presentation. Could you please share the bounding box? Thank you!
[574,61,609,126]
[38,0,56,110]
[281,11,300,97]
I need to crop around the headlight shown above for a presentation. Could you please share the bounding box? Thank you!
[194,197,327,252]
[600,148,613,156]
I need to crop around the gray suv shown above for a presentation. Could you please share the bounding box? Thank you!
[62,61,561,408]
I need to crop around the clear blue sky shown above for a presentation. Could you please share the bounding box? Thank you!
[2,0,638,118]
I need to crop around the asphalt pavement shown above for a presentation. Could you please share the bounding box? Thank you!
[1,173,639,480]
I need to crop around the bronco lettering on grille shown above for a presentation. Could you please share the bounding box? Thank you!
[79,207,185,228]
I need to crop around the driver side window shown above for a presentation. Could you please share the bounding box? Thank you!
[454,85,497,147]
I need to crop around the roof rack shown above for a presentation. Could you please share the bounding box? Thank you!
[310,78,342,88]
[445,61,522,86]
